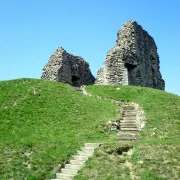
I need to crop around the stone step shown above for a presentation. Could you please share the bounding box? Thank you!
[65,164,83,170]
[122,114,136,118]
[69,159,86,165]
[119,121,137,125]
[123,109,136,112]
[117,131,139,140]
[56,173,74,180]
[77,151,94,156]
[81,147,95,151]
[61,168,78,175]
[121,127,139,131]
[123,117,137,120]
[120,120,137,123]
[52,143,101,180]
[122,106,135,110]
[122,111,137,114]
[85,143,100,148]
[122,105,135,107]
[78,148,94,154]
[120,121,137,124]
[123,111,137,116]
[73,155,89,161]
[120,124,138,128]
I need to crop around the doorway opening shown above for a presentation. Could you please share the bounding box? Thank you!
[71,75,81,87]
[125,63,137,85]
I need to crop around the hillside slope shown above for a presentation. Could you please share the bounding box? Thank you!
[1,80,180,179]
[86,85,180,143]
[0,79,117,179]
[74,85,180,179]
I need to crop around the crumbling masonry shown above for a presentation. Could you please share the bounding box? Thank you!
[41,47,95,86]
[41,20,165,90]
[96,20,165,90]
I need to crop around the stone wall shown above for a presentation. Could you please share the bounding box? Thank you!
[96,20,165,90]
[41,47,95,86]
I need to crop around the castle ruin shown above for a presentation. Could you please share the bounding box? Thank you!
[96,20,165,90]
[41,47,95,86]
[41,20,165,90]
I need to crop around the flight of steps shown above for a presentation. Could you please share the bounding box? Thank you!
[117,104,139,141]
[51,143,100,180]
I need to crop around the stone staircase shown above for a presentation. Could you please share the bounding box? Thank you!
[78,86,145,141]
[117,104,140,141]
[51,143,100,180]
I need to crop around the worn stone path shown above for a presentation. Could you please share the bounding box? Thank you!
[65,86,145,179]
[51,143,100,180]
[117,104,141,141]
[79,86,145,141]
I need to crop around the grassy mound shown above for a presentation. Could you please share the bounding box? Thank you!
[86,85,180,143]
[0,79,117,179]
[74,85,180,179]
[1,80,180,179]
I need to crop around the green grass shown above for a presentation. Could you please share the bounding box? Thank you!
[0,79,117,179]
[75,143,132,180]
[75,85,180,180]
[1,80,180,179]
[86,85,180,143]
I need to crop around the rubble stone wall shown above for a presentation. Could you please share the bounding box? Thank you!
[41,47,95,86]
[96,20,165,90]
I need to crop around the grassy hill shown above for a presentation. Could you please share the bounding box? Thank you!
[75,85,180,180]
[0,79,117,179]
[0,79,180,179]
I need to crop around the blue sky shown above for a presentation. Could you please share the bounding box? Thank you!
[0,0,179,95]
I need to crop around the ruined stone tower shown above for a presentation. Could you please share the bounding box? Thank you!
[96,20,165,90]
[41,47,95,86]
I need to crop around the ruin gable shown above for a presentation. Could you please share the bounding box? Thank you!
[41,47,95,86]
